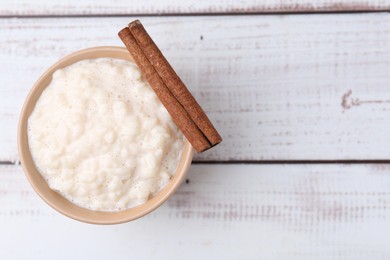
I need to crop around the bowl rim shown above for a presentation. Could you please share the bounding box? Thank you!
[17,46,194,224]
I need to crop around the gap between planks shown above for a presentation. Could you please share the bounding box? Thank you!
[1,0,390,16]
[1,10,390,18]
[4,160,390,165]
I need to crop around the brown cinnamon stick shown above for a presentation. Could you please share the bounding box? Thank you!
[118,27,211,152]
[128,20,222,147]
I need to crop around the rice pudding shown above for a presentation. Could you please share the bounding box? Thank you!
[27,58,184,211]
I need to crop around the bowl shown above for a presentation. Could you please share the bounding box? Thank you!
[18,46,193,224]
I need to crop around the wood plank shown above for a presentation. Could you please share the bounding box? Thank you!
[2,163,390,258]
[2,15,390,162]
[1,0,389,16]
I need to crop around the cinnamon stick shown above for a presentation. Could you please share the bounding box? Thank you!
[118,27,211,152]
[128,20,222,147]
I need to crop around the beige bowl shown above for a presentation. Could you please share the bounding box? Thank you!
[18,46,193,224]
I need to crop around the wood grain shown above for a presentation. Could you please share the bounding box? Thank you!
[1,15,390,162]
[1,0,389,16]
[2,164,390,258]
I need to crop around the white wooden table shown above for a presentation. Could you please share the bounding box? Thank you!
[2,1,390,259]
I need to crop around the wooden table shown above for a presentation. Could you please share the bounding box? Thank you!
[1,1,390,259]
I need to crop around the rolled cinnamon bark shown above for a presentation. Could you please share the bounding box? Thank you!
[118,27,211,152]
[128,20,222,147]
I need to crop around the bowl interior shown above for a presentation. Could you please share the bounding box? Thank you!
[18,46,193,224]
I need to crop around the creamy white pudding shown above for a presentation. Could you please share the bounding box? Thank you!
[28,58,183,211]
